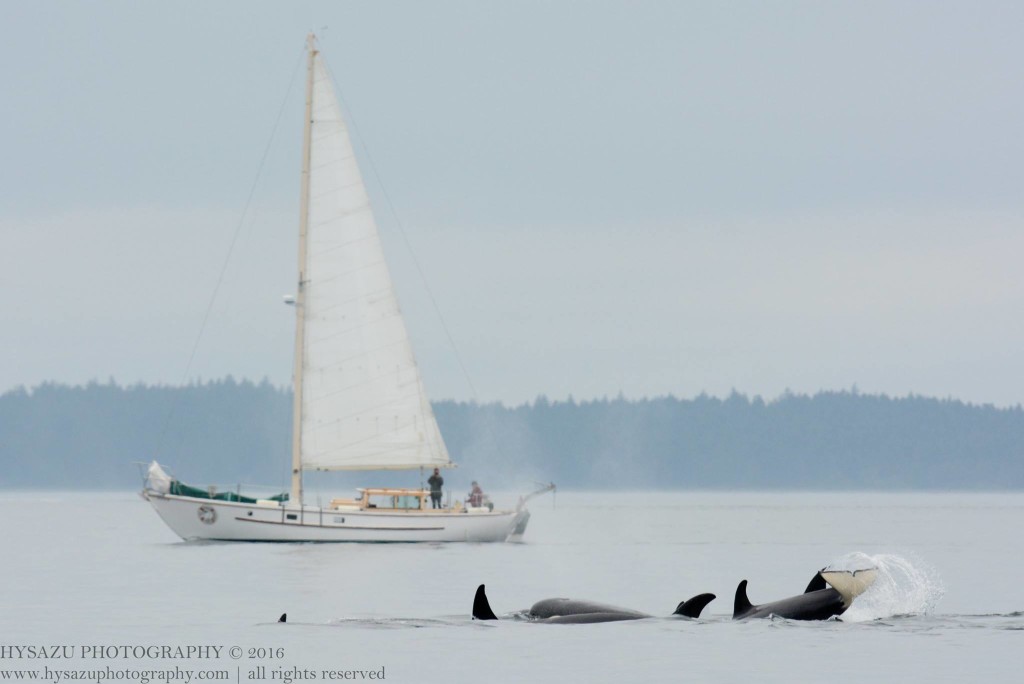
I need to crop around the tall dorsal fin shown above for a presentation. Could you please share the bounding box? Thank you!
[733,580,753,619]
[278,613,287,623]
[473,584,498,620]
[804,572,827,593]
[673,593,716,618]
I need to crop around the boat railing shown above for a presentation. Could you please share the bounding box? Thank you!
[135,461,289,499]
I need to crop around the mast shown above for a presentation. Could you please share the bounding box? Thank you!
[290,33,317,505]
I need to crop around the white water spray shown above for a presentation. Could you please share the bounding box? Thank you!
[823,551,945,622]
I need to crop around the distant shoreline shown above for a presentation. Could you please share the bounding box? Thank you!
[2,380,1022,490]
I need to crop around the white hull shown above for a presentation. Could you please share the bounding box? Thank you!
[143,491,529,543]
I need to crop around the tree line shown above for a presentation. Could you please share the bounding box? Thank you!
[1,379,1021,490]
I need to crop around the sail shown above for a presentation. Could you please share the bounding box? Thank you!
[298,52,450,471]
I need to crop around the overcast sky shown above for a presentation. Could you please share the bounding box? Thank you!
[2,1,1023,406]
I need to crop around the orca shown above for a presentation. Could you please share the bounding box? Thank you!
[278,613,286,623]
[473,584,715,624]
[732,568,878,621]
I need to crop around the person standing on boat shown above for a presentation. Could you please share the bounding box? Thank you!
[469,481,484,507]
[428,468,444,509]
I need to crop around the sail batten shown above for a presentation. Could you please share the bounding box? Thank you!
[299,51,450,472]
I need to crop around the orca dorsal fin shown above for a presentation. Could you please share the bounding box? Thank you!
[733,580,753,619]
[473,584,498,620]
[804,572,827,593]
[673,593,716,618]
[278,613,286,623]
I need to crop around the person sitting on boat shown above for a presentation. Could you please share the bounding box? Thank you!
[428,468,444,509]
[469,481,484,508]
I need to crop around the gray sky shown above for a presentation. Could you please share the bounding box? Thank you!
[3,1,1023,406]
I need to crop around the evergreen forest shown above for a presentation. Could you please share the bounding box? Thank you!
[1,379,1021,490]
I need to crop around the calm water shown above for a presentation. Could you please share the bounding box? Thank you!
[1,491,1021,683]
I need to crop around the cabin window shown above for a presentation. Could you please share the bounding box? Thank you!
[393,495,421,510]
[365,495,422,510]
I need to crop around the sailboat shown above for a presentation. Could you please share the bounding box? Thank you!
[141,34,550,542]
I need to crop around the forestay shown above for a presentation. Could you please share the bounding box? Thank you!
[299,53,450,471]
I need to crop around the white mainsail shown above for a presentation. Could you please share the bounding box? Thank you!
[298,51,450,471]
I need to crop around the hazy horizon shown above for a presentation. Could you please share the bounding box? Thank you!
[4,1,1023,407]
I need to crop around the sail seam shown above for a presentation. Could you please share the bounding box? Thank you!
[303,389,424,428]
[308,179,367,199]
[307,233,377,253]
[310,371,420,402]
[305,259,390,289]
[308,287,395,315]
[301,338,408,371]
[303,310,403,346]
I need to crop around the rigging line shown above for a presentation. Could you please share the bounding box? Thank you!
[153,44,306,459]
[322,63,485,406]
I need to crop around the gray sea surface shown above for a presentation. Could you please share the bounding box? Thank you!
[1,490,1021,683]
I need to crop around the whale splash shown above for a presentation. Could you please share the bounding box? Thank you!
[824,552,945,622]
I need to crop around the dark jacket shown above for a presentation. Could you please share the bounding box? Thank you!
[428,474,444,494]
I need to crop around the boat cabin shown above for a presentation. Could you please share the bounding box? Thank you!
[330,487,460,512]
